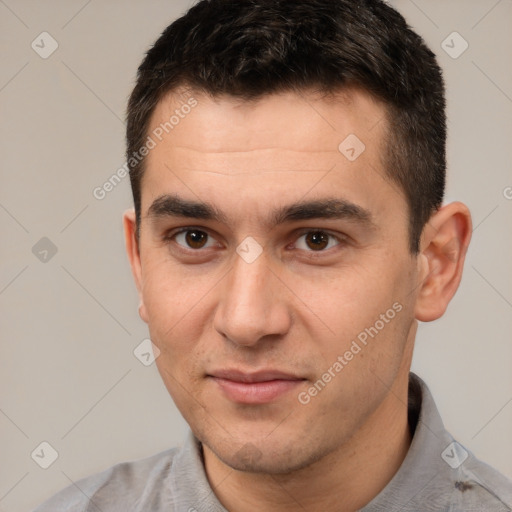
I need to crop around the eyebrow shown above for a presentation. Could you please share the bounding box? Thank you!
[147,194,374,229]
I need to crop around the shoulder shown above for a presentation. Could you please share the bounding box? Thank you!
[365,374,512,512]
[31,447,180,512]
[455,449,512,511]
[416,374,512,510]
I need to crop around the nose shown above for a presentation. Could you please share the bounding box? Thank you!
[213,250,292,348]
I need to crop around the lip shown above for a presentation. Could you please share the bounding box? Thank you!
[208,369,305,404]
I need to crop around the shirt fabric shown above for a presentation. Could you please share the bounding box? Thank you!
[32,373,512,511]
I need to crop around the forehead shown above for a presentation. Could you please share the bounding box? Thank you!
[140,87,404,228]
[148,87,387,158]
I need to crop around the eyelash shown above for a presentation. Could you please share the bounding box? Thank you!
[163,227,347,257]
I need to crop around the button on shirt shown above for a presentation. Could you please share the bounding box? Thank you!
[32,373,512,511]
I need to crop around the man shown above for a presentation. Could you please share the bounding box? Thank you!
[33,0,512,510]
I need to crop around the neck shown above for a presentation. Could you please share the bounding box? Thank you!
[203,366,414,512]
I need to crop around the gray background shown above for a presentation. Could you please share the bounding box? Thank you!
[1,1,511,510]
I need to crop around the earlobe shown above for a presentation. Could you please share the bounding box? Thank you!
[414,202,472,322]
[123,209,149,324]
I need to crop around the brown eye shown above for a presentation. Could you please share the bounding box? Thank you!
[174,229,211,249]
[185,230,208,249]
[295,230,340,252]
[305,231,329,251]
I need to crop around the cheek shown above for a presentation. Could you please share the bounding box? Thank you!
[141,248,202,317]
[139,254,213,361]
[291,254,414,370]
[144,262,210,413]
[292,266,399,337]
[299,299,413,438]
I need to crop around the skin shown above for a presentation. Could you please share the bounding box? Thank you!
[124,87,472,511]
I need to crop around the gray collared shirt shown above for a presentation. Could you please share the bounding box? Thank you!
[33,373,512,511]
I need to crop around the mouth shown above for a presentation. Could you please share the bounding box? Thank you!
[207,369,306,404]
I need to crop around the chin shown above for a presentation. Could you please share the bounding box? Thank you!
[202,431,330,475]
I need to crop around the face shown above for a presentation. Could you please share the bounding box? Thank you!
[127,87,422,474]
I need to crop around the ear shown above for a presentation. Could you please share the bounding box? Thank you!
[123,209,148,323]
[414,202,472,322]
